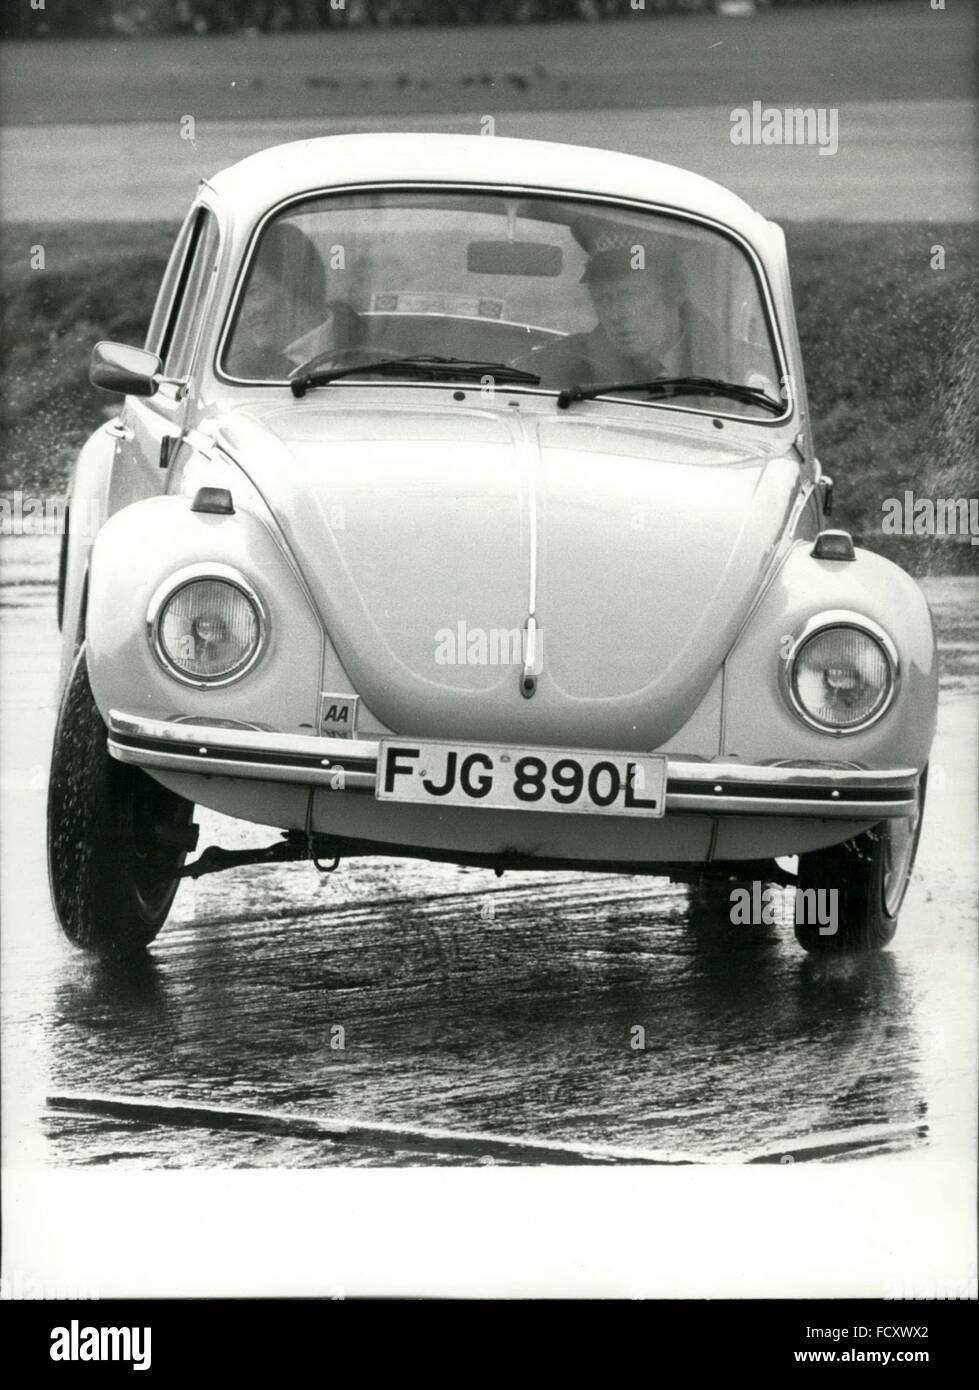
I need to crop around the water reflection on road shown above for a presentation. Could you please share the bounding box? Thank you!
[2,543,975,1167]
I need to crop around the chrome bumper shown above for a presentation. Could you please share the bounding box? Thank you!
[107,711,921,820]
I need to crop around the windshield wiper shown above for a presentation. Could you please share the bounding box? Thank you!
[290,355,541,398]
[556,375,784,415]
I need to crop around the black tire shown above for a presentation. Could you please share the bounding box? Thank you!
[794,769,927,955]
[47,648,196,953]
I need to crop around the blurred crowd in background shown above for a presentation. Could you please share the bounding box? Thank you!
[3,0,895,40]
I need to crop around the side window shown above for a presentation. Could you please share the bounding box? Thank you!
[163,209,221,378]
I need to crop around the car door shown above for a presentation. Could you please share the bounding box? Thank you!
[107,204,221,515]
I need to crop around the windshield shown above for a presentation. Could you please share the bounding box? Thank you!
[220,190,786,420]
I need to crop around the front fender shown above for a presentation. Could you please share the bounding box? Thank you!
[86,495,328,734]
[723,541,938,770]
[57,421,118,694]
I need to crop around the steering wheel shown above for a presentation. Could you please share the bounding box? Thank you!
[510,347,598,387]
[554,352,602,380]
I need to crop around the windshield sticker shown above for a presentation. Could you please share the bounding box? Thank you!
[370,291,505,319]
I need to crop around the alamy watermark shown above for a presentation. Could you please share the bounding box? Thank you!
[435,621,544,673]
[0,492,100,538]
[884,1277,977,1300]
[730,102,839,157]
[1,1270,99,1301]
[882,490,979,545]
[730,881,838,936]
[50,1321,151,1371]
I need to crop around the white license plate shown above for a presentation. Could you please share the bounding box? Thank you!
[375,740,666,818]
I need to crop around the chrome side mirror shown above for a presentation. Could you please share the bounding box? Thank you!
[90,341,162,396]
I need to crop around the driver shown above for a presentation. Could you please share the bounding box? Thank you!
[225,221,363,380]
[514,218,746,391]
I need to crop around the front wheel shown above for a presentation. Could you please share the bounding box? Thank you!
[47,649,196,954]
[794,768,927,954]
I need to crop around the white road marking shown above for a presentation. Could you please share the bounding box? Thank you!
[48,1091,702,1165]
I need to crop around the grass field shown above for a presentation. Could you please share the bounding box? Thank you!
[1,219,976,571]
[0,3,973,126]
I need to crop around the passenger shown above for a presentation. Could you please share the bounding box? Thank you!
[225,221,363,380]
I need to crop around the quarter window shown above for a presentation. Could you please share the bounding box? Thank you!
[145,206,220,378]
[144,209,197,357]
[165,209,220,378]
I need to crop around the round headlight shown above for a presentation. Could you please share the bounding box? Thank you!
[788,621,895,732]
[153,574,263,684]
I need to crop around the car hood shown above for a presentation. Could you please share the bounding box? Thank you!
[217,396,800,749]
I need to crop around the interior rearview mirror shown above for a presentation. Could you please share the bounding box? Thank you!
[90,341,162,396]
[466,240,564,277]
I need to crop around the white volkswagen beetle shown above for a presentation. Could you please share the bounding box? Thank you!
[48,133,937,957]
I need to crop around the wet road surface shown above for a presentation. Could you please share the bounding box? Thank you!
[1,538,976,1168]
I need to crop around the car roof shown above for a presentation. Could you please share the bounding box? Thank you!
[205,132,772,245]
